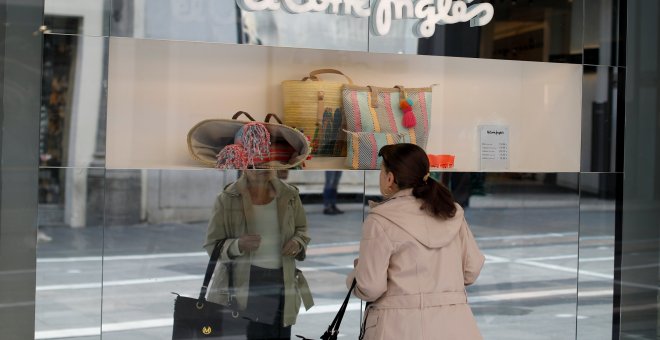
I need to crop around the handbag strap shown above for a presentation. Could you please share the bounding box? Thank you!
[367,86,379,108]
[303,69,354,84]
[232,111,257,121]
[265,113,283,124]
[322,279,357,338]
[198,239,228,302]
[394,85,408,100]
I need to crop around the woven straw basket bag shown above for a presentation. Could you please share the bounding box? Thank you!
[187,111,311,169]
[281,69,353,157]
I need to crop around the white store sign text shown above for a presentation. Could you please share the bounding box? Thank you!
[236,0,495,38]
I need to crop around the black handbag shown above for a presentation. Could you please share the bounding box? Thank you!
[172,239,255,339]
[295,279,357,340]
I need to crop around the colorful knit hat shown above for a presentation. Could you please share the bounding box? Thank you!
[215,144,249,169]
[234,122,271,167]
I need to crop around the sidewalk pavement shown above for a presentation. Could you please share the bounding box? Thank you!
[296,183,614,211]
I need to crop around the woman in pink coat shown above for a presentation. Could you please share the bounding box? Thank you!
[347,143,485,340]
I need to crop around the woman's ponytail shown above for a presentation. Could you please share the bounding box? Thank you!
[412,178,457,219]
[379,144,457,219]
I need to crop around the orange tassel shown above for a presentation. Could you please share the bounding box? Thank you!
[400,99,411,111]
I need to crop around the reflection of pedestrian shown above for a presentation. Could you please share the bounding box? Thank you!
[439,173,487,209]
[323,171,344,215]
[204,170,314,339]
[444,173,471,208]
[348,144,485,340]
[37,229,53,243]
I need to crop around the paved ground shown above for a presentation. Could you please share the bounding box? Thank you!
[33,193,621,340]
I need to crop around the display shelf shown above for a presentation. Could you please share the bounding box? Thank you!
[107,37,582,172]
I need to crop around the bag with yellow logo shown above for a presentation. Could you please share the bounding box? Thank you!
[172,239,255,339]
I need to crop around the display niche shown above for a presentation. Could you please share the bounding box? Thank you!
[107,38,582,172]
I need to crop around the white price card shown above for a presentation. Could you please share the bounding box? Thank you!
[480,125,509,171]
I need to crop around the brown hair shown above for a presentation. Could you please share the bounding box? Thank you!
[378,144,457,219]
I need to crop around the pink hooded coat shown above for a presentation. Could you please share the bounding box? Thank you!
[347,189,485,340]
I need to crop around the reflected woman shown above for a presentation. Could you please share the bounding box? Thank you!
[205,169,314,340]
[348,144,485,340]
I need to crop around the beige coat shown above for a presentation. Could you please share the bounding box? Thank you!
[347,189,485,340]
[204,176,314,327]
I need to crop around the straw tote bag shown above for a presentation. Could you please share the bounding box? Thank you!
[281,69,353,157]
[187,111,311,169]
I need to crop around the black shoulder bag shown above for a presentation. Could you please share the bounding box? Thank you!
[295,279,357,340]
[172,239,254,339]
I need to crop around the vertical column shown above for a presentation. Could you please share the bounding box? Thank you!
[0,0,44,338]
[620,0,660,338]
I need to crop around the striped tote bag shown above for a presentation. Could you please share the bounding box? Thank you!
[345,130,410,169]
[342,85,432,149]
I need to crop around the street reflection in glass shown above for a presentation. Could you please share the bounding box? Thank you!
[444,173,581,339]
[33,170,623,339]
[581,66,624,173]
[35,167,104,340]
[577,173,617,340]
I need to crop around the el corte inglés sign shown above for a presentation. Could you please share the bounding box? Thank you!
[236,0,495,38]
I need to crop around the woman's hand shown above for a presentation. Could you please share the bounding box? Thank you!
[238,234,261,252]
[282,239,301,256]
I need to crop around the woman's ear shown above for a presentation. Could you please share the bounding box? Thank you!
[386,171,396,187]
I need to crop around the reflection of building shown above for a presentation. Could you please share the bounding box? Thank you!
[40,2,106,227]
[40,1,242,228]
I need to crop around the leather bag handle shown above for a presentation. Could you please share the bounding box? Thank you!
[394,85,408,100]
[198,239,228,302]
[232,111,256,121]
[265,113,283,124]
[367,86,379,108]
[323,279,357,338]
[295,279,356,340]
[303,68,354,84]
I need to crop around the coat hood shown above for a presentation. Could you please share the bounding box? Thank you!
[369,189,464,249]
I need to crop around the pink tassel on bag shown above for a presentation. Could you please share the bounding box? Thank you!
[403,110,416,128]
[236,122,271,166]
[401,98,416,128]
[216,144,249,169]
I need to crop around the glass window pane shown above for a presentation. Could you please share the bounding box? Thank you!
[101,0,588,64]
[584,0,626,67]
[100,169,222,339]
[111,0,239,44]
[577,173,618,339]
[291,170,365,339]
[464,172,579,339]
[99,169,365,339]
[35,167,105,340]
[371,0,583,63]
[111,0,369,51]
[581,66,625,173]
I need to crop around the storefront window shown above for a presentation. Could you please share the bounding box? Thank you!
[31,1,633,339]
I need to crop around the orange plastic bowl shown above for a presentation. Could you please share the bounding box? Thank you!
[428,154,455,169]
